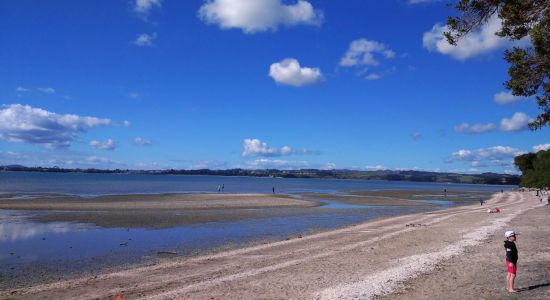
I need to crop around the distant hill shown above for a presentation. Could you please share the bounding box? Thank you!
[0,165,520,185]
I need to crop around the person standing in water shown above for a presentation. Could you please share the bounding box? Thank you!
[272,187,275,194]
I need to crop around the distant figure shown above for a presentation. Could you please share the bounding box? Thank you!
[272,187,275,194]
[444,189,447,196]
[536,190,539,196]
[501,189,504,193]
[480,198,484,206]
[221,184,224,192]
[217,185,221,192]
[504,230,519,293]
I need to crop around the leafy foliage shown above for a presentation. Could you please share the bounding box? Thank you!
[445,0,550,129]
[514,149,550,187]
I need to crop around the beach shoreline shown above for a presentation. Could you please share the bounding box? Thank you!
[2,191,547,299]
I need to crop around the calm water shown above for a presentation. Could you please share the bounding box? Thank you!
[0,171,512,195]
[0,172,514,288]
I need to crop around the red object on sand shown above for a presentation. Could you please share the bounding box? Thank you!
[495,208,501,213]
[115,294,124,299]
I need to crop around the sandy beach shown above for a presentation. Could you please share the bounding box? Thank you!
[2,191,548,299]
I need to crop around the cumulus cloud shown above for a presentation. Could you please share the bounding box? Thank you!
[500,112,532,132]
[134,137,152,146]
[134,33,157,46]
[533,143,550,152]
[450,146,525,168]
[241,138,313,157]
[198,0,323,33]
[454,122,496,134]
[422,14,526,60]
[242,139,291,157]
[0,104,112,149]
[339,38,395,67]
[269,58,323,87]
[123,120,131,127]
[37,87,55,94]
[494,91,525,104]
[89,139,117,150]
[134,0,161,14]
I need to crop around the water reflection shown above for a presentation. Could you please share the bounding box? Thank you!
[0,210,90,242]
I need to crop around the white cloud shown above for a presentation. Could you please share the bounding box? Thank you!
[134,137,152,146]
[123,120,131,127]
[15,86,30,93]
[340,38,395,67]
[500,112,532,132]
[323,162,336,170]
[134,0,161,14]
[198,0,323,33]
[37,87,55,94]
[129,92,140,98]
[533,143,550,152]
[245,158,309,169]
[85,156,122,166]
[422,14,525,60]
[365,73,381,80]
[411,132,423,140]
[242,139,292,157]
[493,91,525,104]
[269,58,323,87]
[450,146,525,168]
[134,33,157,46]
[454,122,496,134]
[89,139,117,150]
[365,165,385,171]
[0,104,111,149]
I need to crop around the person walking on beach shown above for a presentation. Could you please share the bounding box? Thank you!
[272,187,275,194]
[480,198,484,206]
[504,230,519,293]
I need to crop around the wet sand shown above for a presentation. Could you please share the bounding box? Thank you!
[0,193,316,210]
[0,193,319,228]
[2,191,547,299]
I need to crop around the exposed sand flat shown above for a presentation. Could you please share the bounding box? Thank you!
[2,191,548,299]
[301,192,430,206]
[0,193,317,210]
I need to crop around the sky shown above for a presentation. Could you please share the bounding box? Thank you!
[0,0,548,174]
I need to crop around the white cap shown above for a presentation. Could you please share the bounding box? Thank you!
[504,230,517,238]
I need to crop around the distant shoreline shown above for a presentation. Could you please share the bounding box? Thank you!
[0,166,520,185]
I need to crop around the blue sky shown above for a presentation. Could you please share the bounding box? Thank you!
[0,0,548,173]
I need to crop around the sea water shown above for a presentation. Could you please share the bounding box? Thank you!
[0,172,514,288]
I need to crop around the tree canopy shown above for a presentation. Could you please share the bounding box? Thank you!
[445,0,549,130]
[514,149,550,188]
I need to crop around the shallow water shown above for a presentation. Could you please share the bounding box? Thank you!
[0,173,514,288]
[1,205,431,288]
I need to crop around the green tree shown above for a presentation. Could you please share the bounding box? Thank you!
[445,0,549,130]
[514,149,550,187]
